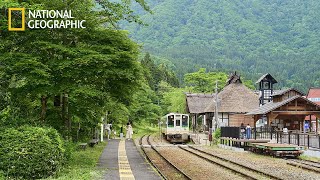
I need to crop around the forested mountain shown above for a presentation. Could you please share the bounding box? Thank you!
[122,0,320,92]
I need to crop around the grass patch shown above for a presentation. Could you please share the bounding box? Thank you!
[299,155,320,162]
[133,122,159,138]
[45,141,107,180]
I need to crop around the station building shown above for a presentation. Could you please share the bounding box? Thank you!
[186,72,259,132]
[305,88,320,132]
[247,88,320,133]
[186,72,320,134]
[186,93,214,132]
[203,75,258,129]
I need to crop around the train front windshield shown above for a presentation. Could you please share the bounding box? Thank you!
[182,115,188,127]
[168,115,174,127]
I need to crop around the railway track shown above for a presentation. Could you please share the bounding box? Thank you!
[286,159,320,174]
[140,134,192,180]
[178,145,283,180]
[139,135,166,179]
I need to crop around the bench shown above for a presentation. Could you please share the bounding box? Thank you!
[89,139,99,147]
[78,143,88,150]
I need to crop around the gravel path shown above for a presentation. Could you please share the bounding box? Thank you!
[144,148,188,180]
[182,147,271,179]
[196,146,320,180]
[158,146,246,180]
[139,135,320,179]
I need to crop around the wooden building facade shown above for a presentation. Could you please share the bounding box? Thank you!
[305,88,320,131]
[247,88,320,133]
[204,82,259,130]
[186,93,215,132]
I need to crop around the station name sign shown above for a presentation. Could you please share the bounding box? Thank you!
[8,8,86,31]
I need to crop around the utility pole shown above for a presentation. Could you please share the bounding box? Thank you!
[155,83,162,142]
[213,81,219,131]
[210,81,219,145]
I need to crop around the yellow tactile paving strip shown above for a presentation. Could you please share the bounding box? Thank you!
[118,140,135,180]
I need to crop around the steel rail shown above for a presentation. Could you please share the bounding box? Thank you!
[300,159,320,165]
[289,159,320,168]
[146,135,192,180]
[179,146,259,180]
[185,146,283,180]
[139,134,145,145]
[286,160,320,174]
[139,135,167,180]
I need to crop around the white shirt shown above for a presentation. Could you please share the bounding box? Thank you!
[105,124,111,131]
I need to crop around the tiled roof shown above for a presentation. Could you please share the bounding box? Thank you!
[307,88,320,105]
[247,95,320,115]
[247,96,299,115]
[271,88,305,96]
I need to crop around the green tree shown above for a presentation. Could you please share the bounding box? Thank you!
[122,0,320,92]
[162,87,186,114]
[184,68,228,93]
[0,0,146,139]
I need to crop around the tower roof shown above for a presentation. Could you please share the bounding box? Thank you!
[255,73,277,84]
[226,71,242,85]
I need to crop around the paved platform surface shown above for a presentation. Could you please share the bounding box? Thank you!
[98,139,161,180]
[190,133,211,145]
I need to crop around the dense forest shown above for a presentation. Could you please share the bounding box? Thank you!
[1,0,318,179]
[0,0,180,179]
[122,0,320,92]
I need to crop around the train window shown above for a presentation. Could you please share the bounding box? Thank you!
[168,115,174,127]
[182,115,188,127]
[176,119,181,126]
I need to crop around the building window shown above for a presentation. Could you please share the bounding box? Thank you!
[264,90,272,99]
[263,82,270,89]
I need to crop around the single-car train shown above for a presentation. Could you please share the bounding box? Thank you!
[161,113,190,143]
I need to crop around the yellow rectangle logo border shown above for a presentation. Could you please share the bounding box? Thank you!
[8,8,25,31]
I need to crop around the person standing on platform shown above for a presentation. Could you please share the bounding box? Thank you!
[126,122,133,140]
[240,123,246,139]
[112,129,117,139]
[105,123,112,140]
[246,124,251,139]
[120,126,123,138]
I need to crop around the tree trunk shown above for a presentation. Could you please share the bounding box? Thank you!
[40,95,48,124]
[62,93,70,138]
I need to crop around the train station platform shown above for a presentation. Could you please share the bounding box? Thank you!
[190,133,211,145]
[97,139,161,180]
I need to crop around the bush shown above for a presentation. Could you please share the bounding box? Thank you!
[0,170,4,179]
[0,126,65,179]
[63,140,77,162]
[214,128,221,140]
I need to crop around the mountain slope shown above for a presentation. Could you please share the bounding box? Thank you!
[123,0,320,91]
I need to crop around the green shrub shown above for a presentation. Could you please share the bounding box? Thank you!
[0,170,4,180]
[214,128,221,140]
[63,140,77,162]
[0,126,65,179]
